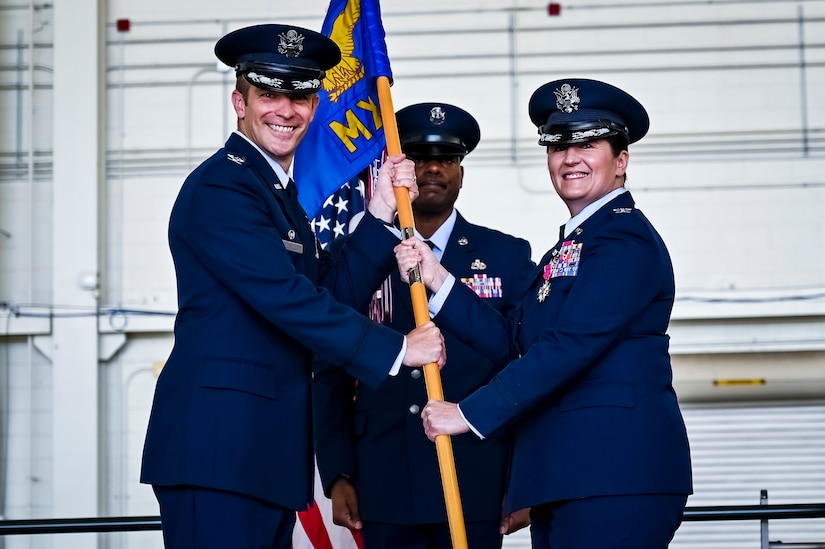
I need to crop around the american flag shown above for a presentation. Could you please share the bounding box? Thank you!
[309,163,375,251]
[309,159,393,325]
[293,462,364,549]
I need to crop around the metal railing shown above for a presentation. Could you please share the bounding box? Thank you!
[679,491,825,549]
[1,491,824,547]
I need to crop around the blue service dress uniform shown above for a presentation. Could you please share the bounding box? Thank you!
[140,133,406,513]
[313,213,535,546]
[433,192,692,542]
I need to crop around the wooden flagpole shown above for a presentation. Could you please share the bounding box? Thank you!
[376,76,468,549]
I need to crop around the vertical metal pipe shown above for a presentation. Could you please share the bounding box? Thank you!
[760,489,770,549]
[25,0,37,532]
[107,26,127,308]
[1,32,26,537]
[186,67,217,170]
[0,328,6,549]
[507,11,518,164]
[16,31,24,175]
[797,5,809,157]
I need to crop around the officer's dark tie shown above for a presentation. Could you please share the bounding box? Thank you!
[283,178,316,259]
[279,178,302,229]
[285,178,300,207]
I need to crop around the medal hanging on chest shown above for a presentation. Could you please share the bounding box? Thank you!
[537,278,551,302]
[537,250,559,303]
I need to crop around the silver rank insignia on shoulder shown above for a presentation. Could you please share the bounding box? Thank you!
[470,259,486,270]
[226,153,246,165]
[457,237,469,246]
[613,207,632,214]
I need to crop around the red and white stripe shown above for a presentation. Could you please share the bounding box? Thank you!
[293,468,364,549]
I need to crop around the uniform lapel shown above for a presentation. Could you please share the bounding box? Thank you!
[441,214,477,274]
[283,179,317,251]
[527,225,566,289]
[225,134,318,266]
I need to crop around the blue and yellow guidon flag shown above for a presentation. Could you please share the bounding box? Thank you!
[295,0,392,220]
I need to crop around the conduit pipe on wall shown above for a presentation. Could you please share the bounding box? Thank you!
[797,5,810,157]
[186,66,222,170]
[0,4,38,544]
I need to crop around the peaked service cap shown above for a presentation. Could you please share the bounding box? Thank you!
[215,24,341,94]
[528,78,649,146]
[396,102,481,158]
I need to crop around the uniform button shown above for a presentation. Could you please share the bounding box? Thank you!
[408,404,420,415]
[410,369,422,379]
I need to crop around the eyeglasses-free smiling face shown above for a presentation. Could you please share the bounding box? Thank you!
[546,139,629,216]
[233,87,320,171]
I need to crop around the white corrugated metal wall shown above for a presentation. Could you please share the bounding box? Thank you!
[676,402,825,547]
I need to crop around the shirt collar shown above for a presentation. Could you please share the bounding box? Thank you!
[563,187,627,239]
[234,130,294,187]
[415,209,457,260]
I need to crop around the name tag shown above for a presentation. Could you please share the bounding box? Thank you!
[282,240,303,254]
